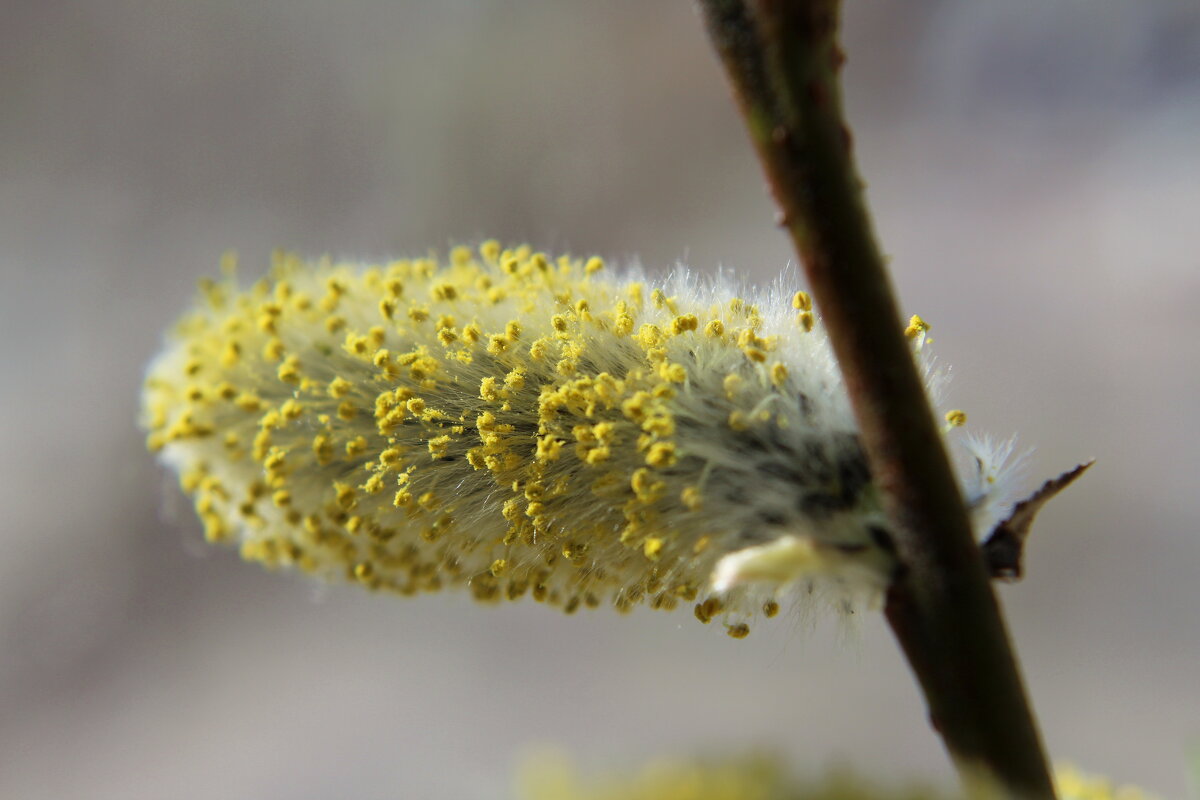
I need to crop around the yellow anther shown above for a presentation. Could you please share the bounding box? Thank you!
[659,362,687,384]
[344,334,370,357]
[235,393,261,412]
[334,482,357,511]
[536,436,563,462]
[280,399,304,420]
[220,341,241,367]
[945,409,968,428]
[262,338,285,362]
[613,313,634,336]
[645,442,678,468]
[726,623,751,639]
[670,314,699,334]
[263,448,287,472]
[643,538,664,561]
[630,468,664,502]
[743,347,766,363]
[528,335,549,362]
[642,414,674,437]
[479,240,501,262]
[428,435,451,460]
[504,369,525,391]
[770,362,789,387]
[792,291,812,311]
[328,376,352,398]
[276,355,301,384]
[904,314,930,339]
[486,335,508,356]
[635,324,664,351]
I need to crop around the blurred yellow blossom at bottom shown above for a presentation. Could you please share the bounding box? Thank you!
[518,752,938,800]
[516,753,1159,800]
[1054,764,1161,800]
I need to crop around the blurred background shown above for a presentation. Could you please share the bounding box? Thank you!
[2,1,1198,798]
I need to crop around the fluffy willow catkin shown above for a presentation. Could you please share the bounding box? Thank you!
[142,242,1021,637]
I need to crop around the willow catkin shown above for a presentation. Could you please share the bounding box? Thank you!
[141,242,1021,637]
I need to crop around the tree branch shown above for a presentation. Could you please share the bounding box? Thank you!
[696,2,1056,796]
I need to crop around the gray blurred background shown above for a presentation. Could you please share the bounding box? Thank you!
[2,2,1198,798]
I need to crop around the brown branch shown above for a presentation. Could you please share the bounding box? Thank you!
[696,1,1056,796]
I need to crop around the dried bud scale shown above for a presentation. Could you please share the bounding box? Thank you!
[142,242,1022,636]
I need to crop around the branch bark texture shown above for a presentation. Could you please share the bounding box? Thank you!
[697,2,1056,796]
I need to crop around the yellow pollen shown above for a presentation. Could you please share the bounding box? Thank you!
[726,623,751,639]
[904,314,930,338]
[328,376,352,398]
[670,314,699,334]
[428,435,452,459]
[643,538,664,560]
[645,442,678,468]
[770,362,789,387]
